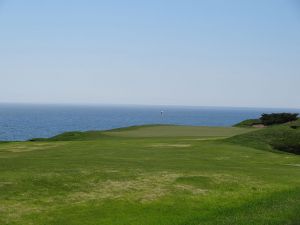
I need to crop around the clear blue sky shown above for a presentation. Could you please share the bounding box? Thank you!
[0,0,299,108]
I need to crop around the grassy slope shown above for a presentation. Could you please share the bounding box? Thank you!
[234,119,262,127]
[228,119,300,154]
[0,125,300,225]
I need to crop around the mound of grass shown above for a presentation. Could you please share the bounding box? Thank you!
[227,125,300,154]
[285,118,300,129]
[29,125,163,141]
[234,119,262,127]
[33,131,107,141]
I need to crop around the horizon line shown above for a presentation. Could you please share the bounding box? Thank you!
[0,101,300,111]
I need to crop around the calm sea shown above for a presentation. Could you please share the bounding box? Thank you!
[0,104,299,141]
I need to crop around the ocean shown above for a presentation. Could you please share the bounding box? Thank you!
[0,104,299,141]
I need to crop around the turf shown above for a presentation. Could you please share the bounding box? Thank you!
[0,125,300,225]
[104,125,252,138]
[234,119,262,127]
[228,121,300,154]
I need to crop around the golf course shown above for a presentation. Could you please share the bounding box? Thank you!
[1,122,300,225]
[1,0,299,224]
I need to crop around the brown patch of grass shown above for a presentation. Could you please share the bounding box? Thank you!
[148,143,191,148]
[68,172,185,204]
[4,143,65,153]
[175,184,208,195]
[0,201,40,224]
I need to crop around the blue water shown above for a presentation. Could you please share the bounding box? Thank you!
[0,104,299,141]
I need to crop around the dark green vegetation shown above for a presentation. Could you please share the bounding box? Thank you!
[1,124,300,225]
[235,113,299,127]
[260,113,299,126]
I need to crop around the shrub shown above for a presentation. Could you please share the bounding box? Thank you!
[260,113,298,126]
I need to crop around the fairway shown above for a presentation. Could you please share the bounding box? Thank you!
[0,125,300,225]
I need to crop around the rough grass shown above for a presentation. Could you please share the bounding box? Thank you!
[227,124,300,154]
[0,125,300,225]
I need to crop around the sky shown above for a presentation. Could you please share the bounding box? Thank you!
[0,0,299,108]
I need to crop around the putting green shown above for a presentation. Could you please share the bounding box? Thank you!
[104,125,253,138]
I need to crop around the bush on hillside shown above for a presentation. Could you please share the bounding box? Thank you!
[260,113,298,126]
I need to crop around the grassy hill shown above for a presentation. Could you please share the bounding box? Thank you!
[234,119,262,127]
[0,124,300,225]
[229,119,300,154]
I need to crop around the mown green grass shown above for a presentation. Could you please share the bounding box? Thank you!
[104,125,253,138]
[0,125,300,225]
